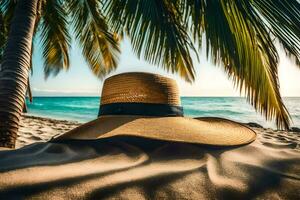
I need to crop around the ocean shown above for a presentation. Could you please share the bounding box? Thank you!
[25,97,300,128]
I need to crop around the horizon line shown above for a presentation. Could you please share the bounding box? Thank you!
[28,96,300,98]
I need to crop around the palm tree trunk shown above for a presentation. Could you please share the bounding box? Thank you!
[0,0,38,148]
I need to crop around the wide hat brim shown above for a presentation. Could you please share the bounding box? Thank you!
[54,115,256,146]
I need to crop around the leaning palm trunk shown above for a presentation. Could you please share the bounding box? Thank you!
[0,0,38,148]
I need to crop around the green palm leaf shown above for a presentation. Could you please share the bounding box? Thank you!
[104,0,197,82]
[0,10,7,60]
[0,0,16,22]
[0,0,15,61]
[183,0,293,129]
[40,0,71,78]
[68,0,120,78]
[251,0,300,65]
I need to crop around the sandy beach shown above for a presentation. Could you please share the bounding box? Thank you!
[17,115,300,149]
[0,114,299,199]
[16,115,81,149]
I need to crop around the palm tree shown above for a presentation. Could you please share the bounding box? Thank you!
[0,0,119,148]
[0,0,300,148]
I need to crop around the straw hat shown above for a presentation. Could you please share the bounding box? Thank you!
[55,72,256,146]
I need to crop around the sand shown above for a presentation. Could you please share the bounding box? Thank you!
[16,115,80,148]
[0,115,299,199]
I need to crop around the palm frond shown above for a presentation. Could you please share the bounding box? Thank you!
[0,0,17,21]
[251,0,300,66]
[40,0,71,78]
[181,0,204,44]
[183,0,291,129]
[0,0,16,61]
[68,0,120,78]
[0,10,7,60]
[29,0,44,75]
[104,0,197,82]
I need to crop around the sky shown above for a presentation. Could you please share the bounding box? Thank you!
[30,38,300,97]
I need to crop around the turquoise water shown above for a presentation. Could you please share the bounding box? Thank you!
[26,97,300,128]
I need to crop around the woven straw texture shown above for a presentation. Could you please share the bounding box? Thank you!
[101,72,181,106]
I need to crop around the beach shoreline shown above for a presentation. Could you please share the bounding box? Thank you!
[24,96,300,129]
[17,114,300,149]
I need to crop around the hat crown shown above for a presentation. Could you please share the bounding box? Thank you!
[101,72,181,106]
